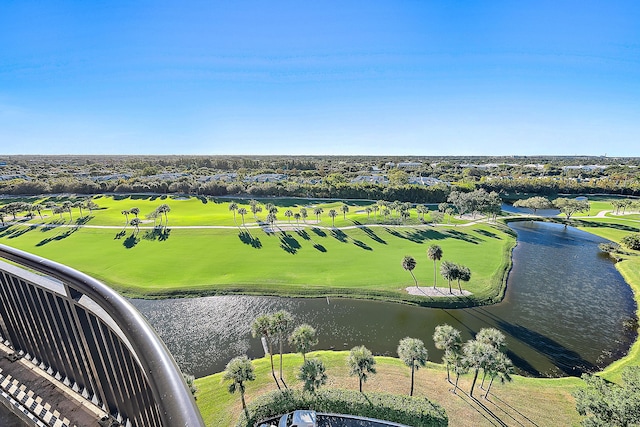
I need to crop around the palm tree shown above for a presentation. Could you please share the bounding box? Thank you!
[456,265,471,294]
[130,207,140,218]
[251,315,280,389]
[157,204,170,225]
[372,204,379,218]
[382,208,391,220]
[328,209,337,227]
[271,310,293,388]
[293,212,301,225]
[313,207,323,222]
[402,256,418,288]
[397,337,428,396]
[265,203,275,214]
[427,245,443,289]
[62,201,73,220]
[463,339,495,397]
[266,212,277,228]
[121,209,130,225]
[223,355,255,417]
[284,209,293,223]
[400,209,410,223]
[300,207,308,222]
[250,201,261,219]
[476,328,507,388]
[288,324,318,362]
[447,350,468,394]
[347,346,376,392]
[86,200,99,214]
[130,218,141,235]
[237,207,247,225]
[73,200,85,217]
[365,207,372,218]
[341,204,349,220]
[298,358,327,394]
[440,260,458,294]
[229,202,238,222]
[433,324,462,383]
[483,352,513,399]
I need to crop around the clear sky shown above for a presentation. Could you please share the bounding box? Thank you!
[1,1,639,156]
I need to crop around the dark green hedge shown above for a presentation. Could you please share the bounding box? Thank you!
[235,389,447,427]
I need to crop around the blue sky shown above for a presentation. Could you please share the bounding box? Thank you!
[1,1,639,156]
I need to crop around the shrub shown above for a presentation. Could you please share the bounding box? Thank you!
[235,388,447,427]
[621,233,640,250]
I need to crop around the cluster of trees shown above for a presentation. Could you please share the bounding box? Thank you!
[402,245,471,294]
[433,325,513,398]
[611,199,640,214]
[222,314,513,420]
[444,189,502,220]
[573,366,640,426]
[0,199,99,225]
[621,234,640,251]
[514,195,590,220]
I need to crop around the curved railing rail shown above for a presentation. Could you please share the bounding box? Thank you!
[0,244,204,427]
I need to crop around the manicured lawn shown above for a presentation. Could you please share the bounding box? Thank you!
[0,195,514,302]
[195,351,583,427]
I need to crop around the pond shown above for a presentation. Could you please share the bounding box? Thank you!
[130,221,637,378]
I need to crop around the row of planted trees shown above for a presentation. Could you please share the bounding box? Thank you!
[0,199,100,225]
[222,309,513,419]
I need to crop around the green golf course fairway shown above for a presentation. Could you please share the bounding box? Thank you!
[0,195,512,303]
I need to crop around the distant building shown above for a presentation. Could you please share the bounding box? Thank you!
[0,174,30,181]
[408,176,445,186]
[562,165,606,172]
[351,175,389,184]
[397,162,422,169]
[245,173,288,183]
[198,173,238,182]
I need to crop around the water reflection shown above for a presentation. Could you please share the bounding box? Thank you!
[131,221,637,378]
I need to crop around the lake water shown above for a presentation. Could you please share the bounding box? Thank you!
[130,221,637,378]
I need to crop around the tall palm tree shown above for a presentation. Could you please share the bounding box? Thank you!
[433,324,462,383]
[427,245,443,289]
[341,204,349,220]
[328,209,337,227]
[372,204,379,218]
[483,352,513,399]
[251,315,280,389]
[347,346,377,392]
[266,212,277,228]
[463,339,494,397]
[121,209,130,225]
[237,207,247,225]
[294,212,301,224]
[456,265,471,294]
[300,207,308,222]
[365,207,372,218]
[284,209,293,223]
[223,355,255,417]
[402,256,418,288]
[313,207,323,222]
[272,310,294,388]
[250,201,261,219]
[397,337,428,396]
[130,207,140,218]
[130,218,141,235]
[440,260,457,294]
[229,202,238,222]
[476,327,507,388]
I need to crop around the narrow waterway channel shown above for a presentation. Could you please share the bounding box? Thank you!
[130,221,637,378]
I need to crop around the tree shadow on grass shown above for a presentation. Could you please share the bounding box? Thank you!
[360,226,387,244]
[238,230,262,248]
[1,224,39,239]
[123,233,139,248]
[313,243,327,252]
[74,215,93,225]
[330,229,348,243]
[311,227,326,237]
[40,219,66,232]
[445,229,481,244]
[296,229,311,240]
[142,227,171,241]
[279,232,301,254]
[352,239,372,251]
[474,228,502,239]
[384,227,448,244]
[36,226,80,246]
